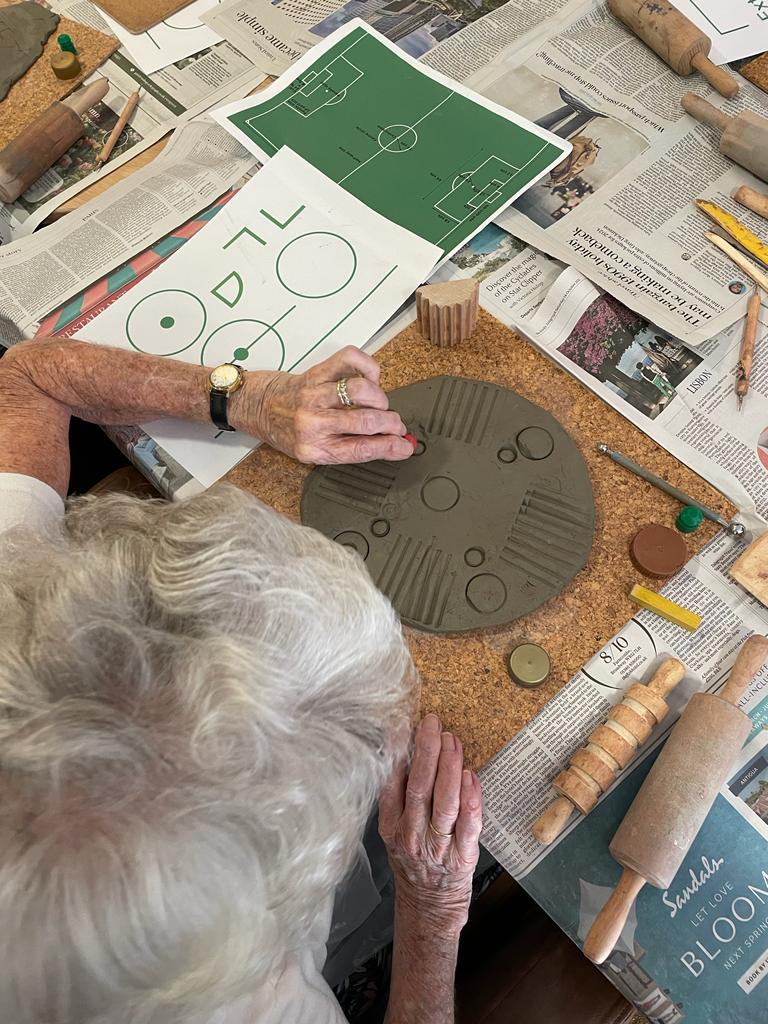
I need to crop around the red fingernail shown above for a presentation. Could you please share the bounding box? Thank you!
[403,433,417,448]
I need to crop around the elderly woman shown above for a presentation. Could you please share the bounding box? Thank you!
[0,337,482,1024]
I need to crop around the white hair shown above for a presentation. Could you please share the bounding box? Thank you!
[0,484,415,1024]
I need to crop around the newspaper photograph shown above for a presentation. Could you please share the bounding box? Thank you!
[0,0,262,243]
[479,532,768,1021]
[464,0,768,346]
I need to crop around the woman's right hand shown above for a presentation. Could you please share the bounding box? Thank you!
[378,713,483,933]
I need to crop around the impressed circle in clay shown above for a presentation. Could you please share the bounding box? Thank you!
[301,376,595,633]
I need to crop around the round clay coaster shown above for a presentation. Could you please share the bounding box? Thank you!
[630,525,688,579]
[301,376,595,633]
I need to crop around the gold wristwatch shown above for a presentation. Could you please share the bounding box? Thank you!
[208,363,245,431]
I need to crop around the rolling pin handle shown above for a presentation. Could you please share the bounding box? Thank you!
[646,658,685,698]
[734,185,768,221]
[583,868,646,964]
[532,796,574,844]
[681,92,731,131]
[690,54,740,99]
[720,634,768,706]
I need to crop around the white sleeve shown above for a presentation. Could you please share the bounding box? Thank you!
[0,473,65,535]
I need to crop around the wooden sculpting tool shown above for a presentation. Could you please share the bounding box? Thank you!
[705,232,768,293]
[596,444,746,539]
[737,289,761,411]
[682,95,768,185]
[533,659,685,845]
[96,89,140,169]
[608,0,738,98]
[734,185,768,221]
[695,200,768,270]
[0,78,108,204]
[584,635,768,964]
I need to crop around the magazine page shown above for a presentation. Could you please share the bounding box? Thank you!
[466,0,768,346]
[0,0,261,243]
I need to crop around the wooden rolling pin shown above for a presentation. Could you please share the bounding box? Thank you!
[608,0,738,99]
[734,185,768,221]
[532,659,685,844]
[681,94,768,185]
[0,79,108,204]
[584,634,768,964]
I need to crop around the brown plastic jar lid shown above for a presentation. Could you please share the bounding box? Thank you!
[630,525,688,578]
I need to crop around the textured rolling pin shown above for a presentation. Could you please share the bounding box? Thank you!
[0,78,108,204]
[532,658,685,845]
[607,0,738,98]
[584,634,768,964]
[681,94,768,186]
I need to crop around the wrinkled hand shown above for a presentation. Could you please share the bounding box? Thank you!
[230,346,414,464]
[379,714,483,932]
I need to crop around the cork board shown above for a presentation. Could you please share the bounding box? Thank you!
[0,2,117,150]
[226,311,734,768]
[92,0,191,34]
[741,53,768,94]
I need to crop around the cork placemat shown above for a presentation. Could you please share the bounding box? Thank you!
[92,0,190,34]
[0,2,117,150]
[226,311,734,768]
[740,53,768,94]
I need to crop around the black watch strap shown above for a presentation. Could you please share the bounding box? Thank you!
[210,389,235,431]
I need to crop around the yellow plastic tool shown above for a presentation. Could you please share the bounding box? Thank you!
[629,584,702,631]
[696,199,768,270]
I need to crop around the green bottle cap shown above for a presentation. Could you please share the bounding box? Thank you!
[58,33,77,54]
[508,643,551,689]
[676,505,704,534]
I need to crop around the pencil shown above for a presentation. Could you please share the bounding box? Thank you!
[96,90,140,168]
[737,290,761,411]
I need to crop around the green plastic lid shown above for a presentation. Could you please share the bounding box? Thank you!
[58,33,77,54]
[676,506,704,534]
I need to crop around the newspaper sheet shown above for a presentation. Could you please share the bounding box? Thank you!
[462,0,768,347]
[0,0,261,243]
[479,532,768,1021]
[0,118,257,342]
[202,0,320,75]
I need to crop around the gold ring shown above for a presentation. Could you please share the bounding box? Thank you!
[429,819,454,839]
[336,377,355,408]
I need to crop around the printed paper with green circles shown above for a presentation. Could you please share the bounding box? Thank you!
[213,20,569,259]
[76,148,441,488]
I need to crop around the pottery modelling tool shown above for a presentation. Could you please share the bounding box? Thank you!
[736,289,761,411]
[695,200,768,270]
[630,525,687,578]
[596,444,746,539]
[415,279,479,347]
[508,643,551,689]
[734,185,768,221]
[629,584,701,631]
[607,0,738,98]
[0,78,108,204]
[584,635,768,964]
[532,659,685,845]
[96,89,140,169]
[675,506,703,534]
[705,232,768,293]
[731,534,768,607]
[50,50,81,80]
[681,94,768,185]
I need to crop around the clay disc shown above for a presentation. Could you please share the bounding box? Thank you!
[301,376,595,633]
[630,525,688,579]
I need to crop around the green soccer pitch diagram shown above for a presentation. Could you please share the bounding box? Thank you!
[221,24,566,256]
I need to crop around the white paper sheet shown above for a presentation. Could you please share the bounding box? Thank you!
[75,148,440,487]
[671,0,768,64]
[99,0,223,75]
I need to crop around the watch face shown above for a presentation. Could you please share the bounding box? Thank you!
[210,364,240,389]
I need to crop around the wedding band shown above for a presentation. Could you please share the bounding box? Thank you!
[429,820,454,839]
[336,377,355,408]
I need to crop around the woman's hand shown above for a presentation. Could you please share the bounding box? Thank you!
[379,713,483,933]
[230,346,415,464]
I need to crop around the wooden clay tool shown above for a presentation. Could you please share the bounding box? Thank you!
[607,0,738,98]
[96,89,140,169]
[737,290,761,411]
[532,659,685,844]
[0,78,108,204]
[706,232,768,293]
[415,279,479,347]
[584,635,768,964]
[695,200,768,270]
[682,94,768,185]
[734,185,768,221]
